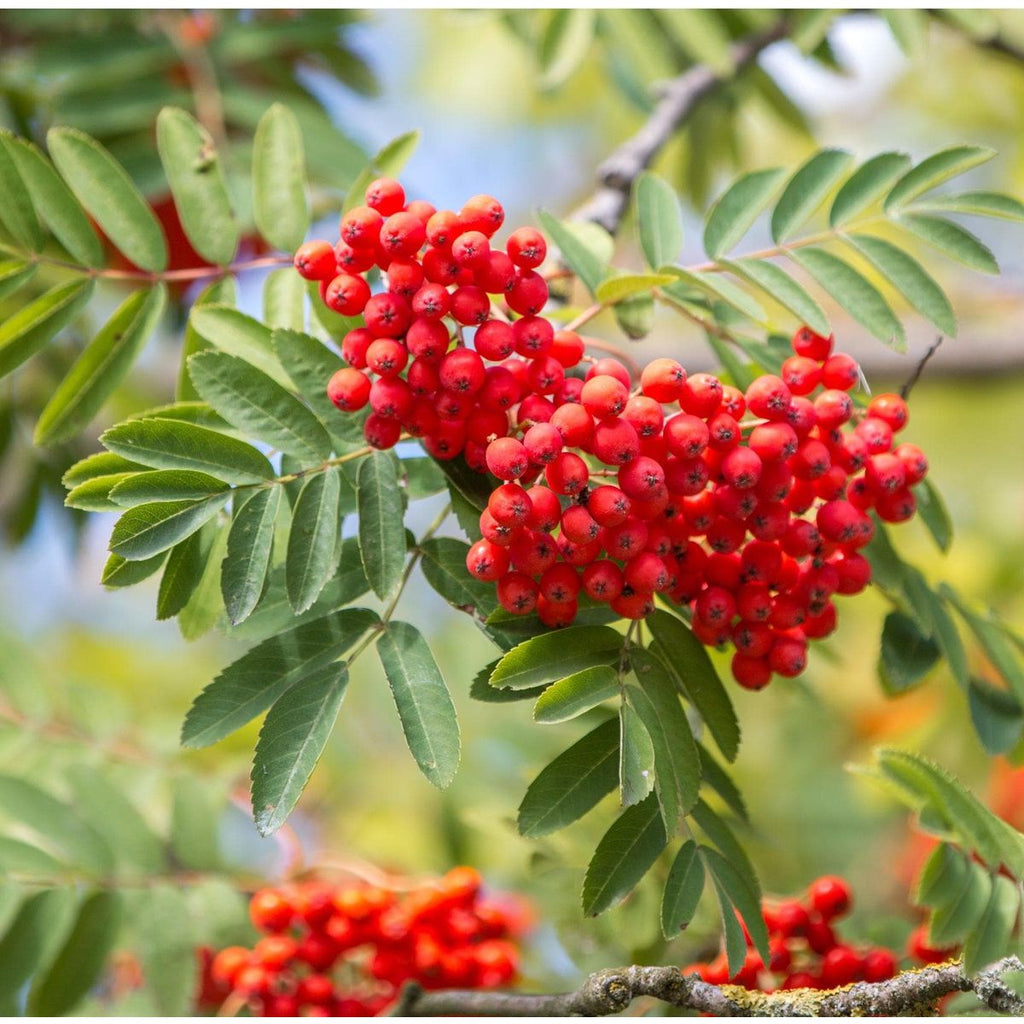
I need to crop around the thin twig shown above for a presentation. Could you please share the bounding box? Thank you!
[394,957,1024,1017]
[571,19,791,234]
[901,335,944,399]
[153,11,231,157]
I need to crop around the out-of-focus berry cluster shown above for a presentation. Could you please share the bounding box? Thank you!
[199,868,525,1016]
[687,875,900,991]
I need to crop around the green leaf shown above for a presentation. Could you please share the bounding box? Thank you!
[898,213,999,274]
[377,621,461,789]
[879,611,941,694]
[661,839,705,938]
[47,126,167,272]
[916,478,954,552]
[0,259,36,301]
[619,700,656,807]
[538,9,596,90]
[875,749,1024,877]
[109,494,229,560]
[916,842,967,907]
[582,793,667,916]
[101,551,167,588]
[790,247,905,348]
[703,167,786,258]
[829,151,913,227]
[108,469,230,507]
[0,888,77,1005]
[137,884,195,1015]
[697,742,748,822]
[968,679,1024,756]
[659,9,734,73]
[1,135,103,267]
[252,103,309,251]
[595,272,676,304]
[100,417,274,485]
[914,190,1024,221]
[156,107,238,265]
[0,279,94,379]
[225,552,369,643]
[942,587,1024,706]
[181,609,378,747]
[156,529,207,620]
[62,451,147,489]
[905,571,968,687]
[614,292,655,339]
[847,235,956,336]
[537,209,608,296]
[35,285,167,445]
[403,457,448,499]
[189,305,288,387]
[661,267,766,323]
[223,486,281,625]
[65,768,165,875]
[886,146,996,210]
[647,610,739,762]
[702,845,770,972]
[419,537,496,617]
[169,776,222,871]
[27,890,122,1016]
[177,278,235,402]
[636,171,683,270]
[65,471,142,512]
[177,524,229,641]
[287,468,341,614]
[0,838,64,877]
[883,8,929,56]
[771,149,853,242]
[490,625,622,690]
[357,451,406,600]
[263,268,307,331]
[962,873,1020,973]
[0,775,113,875]
[691,800,761,902]
[0,131,43,252]
[252,662,349,835]
[517,718,620,838]
[272,327,350,425]
[533,665,619,724]
[930,857,992,946]
[719,258,829,337]
[188,350,331,464]
[626,648,702,833]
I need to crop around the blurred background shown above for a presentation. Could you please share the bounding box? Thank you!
[0,8,1023,1009]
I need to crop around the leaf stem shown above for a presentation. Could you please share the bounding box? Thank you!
[0,241,293,283]
[344,501,452,666]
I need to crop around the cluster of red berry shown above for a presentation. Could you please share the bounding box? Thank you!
[201,868,524,1016]
[687,875,899,992]
[295,179,929,689]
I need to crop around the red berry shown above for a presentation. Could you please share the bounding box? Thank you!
[506,227,547,269]
[365,176,406,215]
[466,539,510,582]
[640,358,686,402]
[792,325,833,361]
[294,239,337,281]
[486,437,529,480]
[327,368,371,412]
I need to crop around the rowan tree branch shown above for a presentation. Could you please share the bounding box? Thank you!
[392,957,1024,1017]
[570,19,791,235]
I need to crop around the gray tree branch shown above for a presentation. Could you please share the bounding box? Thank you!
[392,957,1024,1017]
[570,20,791,235]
